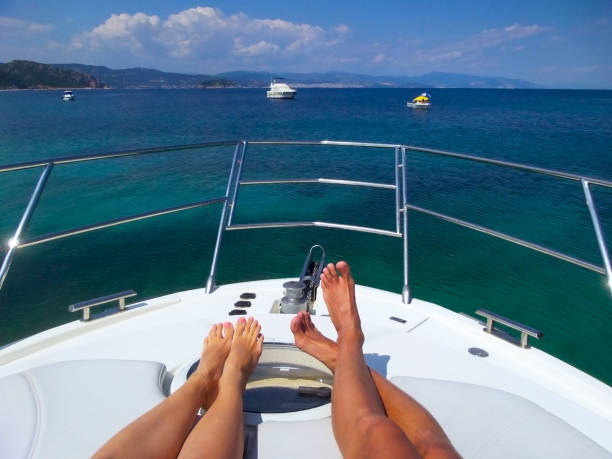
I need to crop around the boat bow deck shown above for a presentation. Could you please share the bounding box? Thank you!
[0,280,610,457]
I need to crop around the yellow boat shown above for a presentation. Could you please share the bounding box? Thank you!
[407,92,431,108]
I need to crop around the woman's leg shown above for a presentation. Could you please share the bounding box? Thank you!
[292,262,459,458]
[320,262,419,458]
[178,317,263,459]
[93,322,234,459]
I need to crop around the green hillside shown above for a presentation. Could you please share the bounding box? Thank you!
[54,63,211,88]
[0,60,106,89]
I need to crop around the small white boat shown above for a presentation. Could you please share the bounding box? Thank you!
[62,90,75,101]
[267,79,297,99]
[407,92,430,108]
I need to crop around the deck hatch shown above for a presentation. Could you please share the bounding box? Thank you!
[183,343,333,414]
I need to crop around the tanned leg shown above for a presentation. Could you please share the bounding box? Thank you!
[178,317,263,459]
[320,262,419,458]
[291,262,459,459]
[93,322,234,459]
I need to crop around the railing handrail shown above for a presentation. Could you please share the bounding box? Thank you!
[14,197,226,249]
[0,140,610,299]
[0,140,239,174]
[2,139,611,189]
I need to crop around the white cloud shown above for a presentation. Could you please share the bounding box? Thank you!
[371,53,386,64]
[234,39,280,56]
[91,13,159,40]
[483,23,545,44]
[71,13,160,54]
[0,16,53,36]
[70,6,349,68]
[413,23,546,64]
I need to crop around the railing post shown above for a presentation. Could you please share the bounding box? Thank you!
[227,141,248,226]
[394,146,401,234]
[581,179,612,295]
[0,162,54,291]
[401,147,411,304]
[205,142,246,294]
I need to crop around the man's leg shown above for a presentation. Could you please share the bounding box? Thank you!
[292,262,459,459]
[178,317,263,459]
[93,322,234,459]
[320,262,419,458]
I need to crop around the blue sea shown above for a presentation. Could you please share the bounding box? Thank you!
[0,88,611,385]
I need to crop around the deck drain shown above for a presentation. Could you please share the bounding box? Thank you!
[468,347,489,357]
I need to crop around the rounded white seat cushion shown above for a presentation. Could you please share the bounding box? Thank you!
[2,362,608,458]
[0,360,167,459]
[391,376,609,458]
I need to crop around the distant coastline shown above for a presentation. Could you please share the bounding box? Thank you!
[0,87,110,92]
[1,60,543,90]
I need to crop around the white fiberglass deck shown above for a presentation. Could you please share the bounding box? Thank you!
[0,280,611,458]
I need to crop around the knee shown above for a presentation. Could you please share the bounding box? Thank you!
[350,414,416,457]
[354,413,402,442]
[355,413,388,432]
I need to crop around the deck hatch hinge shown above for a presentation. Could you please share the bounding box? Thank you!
[475,309,542,348]
[68,290,137,321]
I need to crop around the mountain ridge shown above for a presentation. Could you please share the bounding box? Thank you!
[0,60,106,89]
[1,60,541,89]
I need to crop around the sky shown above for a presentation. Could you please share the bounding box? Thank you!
[1,0,611,88]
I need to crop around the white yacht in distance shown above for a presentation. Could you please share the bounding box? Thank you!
[61,90,75,101]
[267,78,297,99]
[0,140,611,458]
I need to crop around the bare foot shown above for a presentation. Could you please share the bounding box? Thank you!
[192,322,234,407]
[221,317,264,391]
[320,261,364,345]
[290,311,338,371]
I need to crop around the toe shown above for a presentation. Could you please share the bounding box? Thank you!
[290,315,301,334]
[321,274,329,288]
[256,333,264,349]
[336,261,350,278]
[223,322,234,340]
[235,317,247,334]
[304,312,313,328]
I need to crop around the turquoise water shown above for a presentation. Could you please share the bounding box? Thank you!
[0,88,611,385]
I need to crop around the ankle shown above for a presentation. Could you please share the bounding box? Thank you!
[317,351,337,372]
[220,366,249,391]
[337,329,364,347]
[185,372,211,402]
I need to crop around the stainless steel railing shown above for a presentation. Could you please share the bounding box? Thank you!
[0,141,237,291]
[1,140,611,302]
